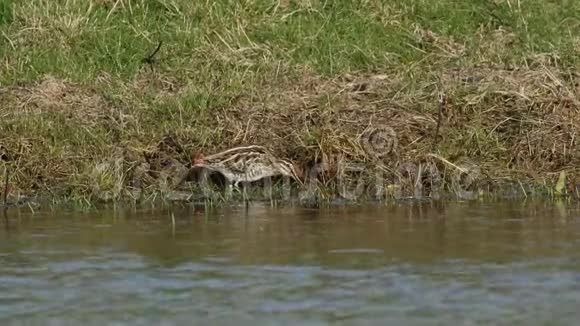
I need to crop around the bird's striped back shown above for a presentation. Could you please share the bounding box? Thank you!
[199,145,302,184]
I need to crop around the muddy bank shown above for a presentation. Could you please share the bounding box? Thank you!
[0,65,579,204]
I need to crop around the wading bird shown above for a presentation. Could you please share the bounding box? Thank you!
[192,145,303,189]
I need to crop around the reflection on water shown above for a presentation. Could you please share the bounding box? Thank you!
[1,201,579,324]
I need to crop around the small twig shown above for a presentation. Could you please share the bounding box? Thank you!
[3,166,8,210]
[142,41,163,70]
[427,153,468,174]
[432,92,446,152]
[170,212,175,237]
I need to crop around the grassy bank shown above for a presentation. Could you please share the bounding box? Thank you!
[1,0,579,205]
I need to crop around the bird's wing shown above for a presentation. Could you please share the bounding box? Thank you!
[204,145,268,160]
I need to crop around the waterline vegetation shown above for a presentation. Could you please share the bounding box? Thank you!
[0,0,579,207]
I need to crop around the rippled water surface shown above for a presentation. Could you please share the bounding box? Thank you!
[1,201,580,325]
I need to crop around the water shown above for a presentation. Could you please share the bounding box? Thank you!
[1,201,579,325]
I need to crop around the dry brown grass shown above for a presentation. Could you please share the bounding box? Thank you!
[1,63,578,203]
[1,0,580,204]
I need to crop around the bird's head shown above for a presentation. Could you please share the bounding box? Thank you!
[292,164,305,183]
[278,160,304,185]
[192,153,205,166]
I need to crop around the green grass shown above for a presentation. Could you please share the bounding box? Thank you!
[0,0,579,204]
[2,0,579,83]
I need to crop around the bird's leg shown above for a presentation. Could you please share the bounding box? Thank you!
[224,182,234,201]
[197,169,213,199]
[242,181,248,206]
[263,176,273,207]
[227,180,241,202]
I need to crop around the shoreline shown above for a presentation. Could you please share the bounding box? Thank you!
[1,180,576,212]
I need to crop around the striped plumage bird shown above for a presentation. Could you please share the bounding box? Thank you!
[192,145,303,187]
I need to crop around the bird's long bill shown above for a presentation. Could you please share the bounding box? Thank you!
[274,160,303,185]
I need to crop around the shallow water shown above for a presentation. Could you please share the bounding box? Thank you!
[1,201,579,325]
